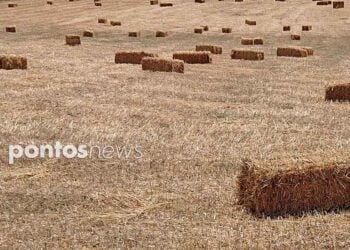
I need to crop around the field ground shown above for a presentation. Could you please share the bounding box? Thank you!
[0,0,349,248]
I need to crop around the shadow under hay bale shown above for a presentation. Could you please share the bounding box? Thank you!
[0,56,27,70]
[277,47,312,57]
[325,83,350,102]
[237,160,350,217]
[195,45,222,54]
[141,57,184,73]
[115,51,158,64]
[231,49,264,60]
[65,35,81,46]
[173,51,212,64]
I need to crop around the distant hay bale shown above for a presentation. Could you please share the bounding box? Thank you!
[230,49,264,60]
[195,0,205,3]
[325,83,350,102]
[291,34,301,40]
[128,32,140,37]
[173,51,212,64]
[95,2,102,6]
[115,51,158,64]
[5,26,16,33]
[317,1,329,5]
[241,38,253,45]
[237,160,350,217]
[283,26,291,31]
[194,28,203,34]
[0,56,27,70]
[156,31,168,37]
[235,0,243,2]
[141,57,184,73]
[277,47,308,57]
[245,20,256,25]
[333,1,344,8]
[222,28,232,33]
[302,25,312,31]
[8,3,18,7]
[110,21,121,26]
[160,2,173,7]
[98,18,107,24]
[150,0,159,5]
[202,25,209,31]
[47,1,53,5]
[254,37,264,45]
[83,30,94,37]
[65,35,81,46]
[195,45,222,54]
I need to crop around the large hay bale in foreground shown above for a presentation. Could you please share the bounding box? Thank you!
[277,47,308,57]
[115,51,158,64]
[0,56,27,70]
[238,160,350,217]
[65,35,81,46]
[141,57,184,73]
[173,52,212,64]
[195,45,222,54]
[230,49,264,60]
[325,83,350,102]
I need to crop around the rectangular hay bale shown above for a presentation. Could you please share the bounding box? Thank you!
[6,26,16,33]
[230,49,264,60]
[173,51,212,64]
[115,51,158,64]
[245,20,256,25]
[277,47,308,57]
[195,45,222,54]
[65,35,81,46]
[141,57,184,73]
[325,83,350,102]
[222,28,232,33]
[0,55,27,70]
[237,160,350,217]
[333,1,344,8]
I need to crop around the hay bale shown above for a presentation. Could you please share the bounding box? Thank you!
[194,28,203,34]
[283,26,291,31]
[195,45,222,54]
[195,0,205,3]
[8,3,18,7]
[235,0,243,2]
[5,26,16,33]
[302,25,312,31]
[202,25,209,31]
[230,49,264,60]
[317,1,329,5]
[222,28,232,33]
[156,31,168,37]
[98,18,107,24]
[83,30,94,37]
[160,2,173,7]
[95,2,102,6]
[333,1,344,8]
[47,1,53,5]
[245,20,256,25]
[237,160,350,217]
[173,52,212,64]
[141,57,184,73]
[291,34,301,40]
[325,83,350,102]
[254,37,264,45]
[277,47,308,57]
[115,51,158,64]
[150,0,158,5]
[302,47,314,56]
[65,35,81,46]
[110,21,121,26]
[128,32,140,37]
[0,56,27,70]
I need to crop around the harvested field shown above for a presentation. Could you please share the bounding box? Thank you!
[0,0,349,248]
